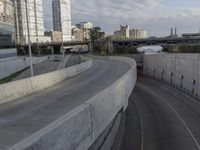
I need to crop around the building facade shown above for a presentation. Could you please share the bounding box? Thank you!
[52,0,72,41]
[76,21,93,40]
[114,25,148,40]
[14,0,50,44]
[129,29,148,39]
[45,31,62,42]
[71,27,84,41]
[76,21,93,30]
[114,25,130,38]
[0,0,15,47]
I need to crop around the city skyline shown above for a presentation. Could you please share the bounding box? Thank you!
[44,0,200,37]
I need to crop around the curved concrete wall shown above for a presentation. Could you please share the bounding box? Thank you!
[7,56,137,150]
[0,56,51,79]
[144,53,200,94]
[0,59,93,105]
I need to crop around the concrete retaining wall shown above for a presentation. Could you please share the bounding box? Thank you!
[143,53,200,94]
[0,48,17,59]
[7,56,137,150]
[0,56,51,79]
[0,59,93,105]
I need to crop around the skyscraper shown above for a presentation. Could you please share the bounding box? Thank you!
[52,0,72,41]
[14,0,50,44]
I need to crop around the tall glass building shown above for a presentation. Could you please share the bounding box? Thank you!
[14,0,50,44]
[0,0,15,47]
[52,0,72,41]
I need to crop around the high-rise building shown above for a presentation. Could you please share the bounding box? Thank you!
[0,0,15,47]
[14,0,50,44]
[52,0,72,41]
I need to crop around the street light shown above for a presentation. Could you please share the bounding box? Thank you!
[13,0,33,76]
[61,19,70,61]
[24,0,33,77]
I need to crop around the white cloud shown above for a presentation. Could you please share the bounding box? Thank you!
[43,0,200,36]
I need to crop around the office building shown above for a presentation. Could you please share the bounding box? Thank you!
[52,0,72,41]
[14,0,50,44]
[0,0,15,47]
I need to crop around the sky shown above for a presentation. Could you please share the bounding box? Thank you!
[43,0,200,37]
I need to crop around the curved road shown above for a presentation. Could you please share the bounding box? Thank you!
[121,78,200,150]
[0,58,129,149]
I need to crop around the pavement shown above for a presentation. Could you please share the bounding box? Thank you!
[14,55,69,80]
[121,77,200,150]
[0,58,129,149]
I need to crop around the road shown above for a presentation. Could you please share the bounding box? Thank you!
[0,58,129,149]
[14,55,71,80]
[121,78,200,150]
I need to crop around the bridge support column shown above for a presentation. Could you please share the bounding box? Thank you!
[51,46,54,54]
[108,41,114,54]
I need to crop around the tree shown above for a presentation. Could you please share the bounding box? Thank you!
[90,27,105,53]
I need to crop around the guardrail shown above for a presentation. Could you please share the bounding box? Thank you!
[143,71,200,102]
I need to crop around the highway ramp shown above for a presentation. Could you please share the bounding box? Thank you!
[121,78,200,150]
[0,58,129,149]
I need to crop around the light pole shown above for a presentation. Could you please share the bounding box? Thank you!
[25,0,33,77]
[61,19,70,61]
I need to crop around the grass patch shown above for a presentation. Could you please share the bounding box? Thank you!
[0,67,29,84]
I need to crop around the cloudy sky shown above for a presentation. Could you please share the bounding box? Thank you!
[43,0,200,37]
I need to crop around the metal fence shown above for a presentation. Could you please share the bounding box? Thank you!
[143,69,200,102]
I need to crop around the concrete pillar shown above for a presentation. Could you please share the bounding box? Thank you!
[108,41,114,54]
[51,46,54,54]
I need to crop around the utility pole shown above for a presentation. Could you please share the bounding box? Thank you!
[25,0,33,77]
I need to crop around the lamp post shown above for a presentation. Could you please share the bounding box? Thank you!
[61,19,70,61]
[24,0,33,77]
[170,72,173,84]
[161,69,164,81]
[192,79,196,94]
[180,75,184,89]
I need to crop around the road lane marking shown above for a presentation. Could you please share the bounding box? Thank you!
[134,100,144,150]
[140,83,200,150]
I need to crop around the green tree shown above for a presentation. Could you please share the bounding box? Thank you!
[90,27,105,53]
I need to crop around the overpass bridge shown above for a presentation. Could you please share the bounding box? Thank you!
[111,37,200,52]
[20,41,90,54]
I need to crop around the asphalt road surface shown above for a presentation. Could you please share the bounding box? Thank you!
[14,55,71,80]
[121,78,200,150]
[0,58,129,149]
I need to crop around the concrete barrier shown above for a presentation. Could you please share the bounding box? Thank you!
[7,56,137,150]
[0,48,17,59]
[143,53,200,95]
[0,56,52,79]
[0,59,93,105]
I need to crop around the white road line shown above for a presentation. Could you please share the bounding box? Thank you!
[140,83,200,150]
[134,100,144,150]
